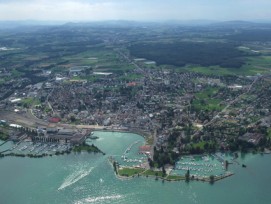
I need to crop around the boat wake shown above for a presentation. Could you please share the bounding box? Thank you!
[75,195,124,204]
[58,166,94,190]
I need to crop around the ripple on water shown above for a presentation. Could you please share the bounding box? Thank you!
[58,166,94,191]
[75,194,124,204]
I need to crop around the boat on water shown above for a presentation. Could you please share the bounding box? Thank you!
[20,145,28,151]
[89,132,99,139]
[89,135,99,140]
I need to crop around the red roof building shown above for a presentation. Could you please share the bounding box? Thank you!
[139,145,152,153]
[49,117,61,123]
[127,82,137,87]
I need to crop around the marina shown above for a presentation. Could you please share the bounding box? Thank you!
[171,154,233,178]
[0,140,71,156]
[0,131,271,204]
[113,139,148,168]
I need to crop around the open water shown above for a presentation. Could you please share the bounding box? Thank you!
[0,131,271,204]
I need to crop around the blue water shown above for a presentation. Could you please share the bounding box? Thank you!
[0,131,271,204]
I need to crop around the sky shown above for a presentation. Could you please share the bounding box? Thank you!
[0,0,271,22]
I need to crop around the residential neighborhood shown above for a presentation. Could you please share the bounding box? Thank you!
[1,64,271,163]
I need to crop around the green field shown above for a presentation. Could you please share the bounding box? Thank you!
[20,98,40,107]
[62,48,135,73]
[142,169,164,177]
[73,143,102,153]
[166,175,185,180]
[192,87,224,111]
[0,129,8,141]
[118,168,165,177]
[0,78,4,85]
[118,168,145,176]
[267,128,271,139]
[186,55,271,76]
[191,141,216,150]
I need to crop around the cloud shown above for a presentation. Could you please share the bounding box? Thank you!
[0,0,271,21]
[0,0,118,21]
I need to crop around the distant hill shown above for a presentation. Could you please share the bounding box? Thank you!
[1,20,271,30]
[0,21,65,29]
[210,20,271,29]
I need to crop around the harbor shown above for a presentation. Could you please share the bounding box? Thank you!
[0,131,271,204]
[0,140,72,156]
[171,153,234,179]
[108,139,149,168]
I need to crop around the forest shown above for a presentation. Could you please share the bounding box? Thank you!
[129,42,254,68]
[226,29,271,42]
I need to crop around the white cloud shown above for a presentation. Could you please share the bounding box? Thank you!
[0,0,118,21]
[0,0,271,21]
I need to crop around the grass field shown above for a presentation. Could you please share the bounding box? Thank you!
[21,98,40,107]
[166,175,185,180]
[118,168,145,176]
[0,78,4,85]
[182,55,271,76]
[191,141,208,149]
[191,141,216,150]
[73,143,101,153]
[268,128,271,139]
[188,65,234,75]
[142,170,164,177]
[61,48,135,73]
[192,87,224,111]
[118,168,165,177]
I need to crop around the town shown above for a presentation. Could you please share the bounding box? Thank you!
[1,61,271,164]
[1,22,271,169]
[2,1,271,203]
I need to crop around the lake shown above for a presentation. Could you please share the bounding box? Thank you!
[0,131,270,204]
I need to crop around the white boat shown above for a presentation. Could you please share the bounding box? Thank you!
[20,145,28,151]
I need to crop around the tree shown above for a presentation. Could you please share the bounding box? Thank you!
[113,161,117,173]
[225,160,229,171]
[70,116,76,122]
[155,172,159,181]
[162,166,166,177]
[185,169,190,182]
[148,158,154,168]
[204,142,209,150]
[209,175,215,185]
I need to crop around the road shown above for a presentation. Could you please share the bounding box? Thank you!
[191,76,260,137]
[46,86,55,114]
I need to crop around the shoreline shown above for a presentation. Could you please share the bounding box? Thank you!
[1,130,270,184]
[0,142,104,158]
[92,128,152,142]
[0,150,105,158]
[108,154,235,184]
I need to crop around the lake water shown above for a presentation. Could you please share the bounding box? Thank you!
[0,131,271,204]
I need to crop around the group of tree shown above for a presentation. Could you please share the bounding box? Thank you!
[185,170,190,182]
[129,41,251,68]
[226,29,271,42]
[153,147,178,168]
